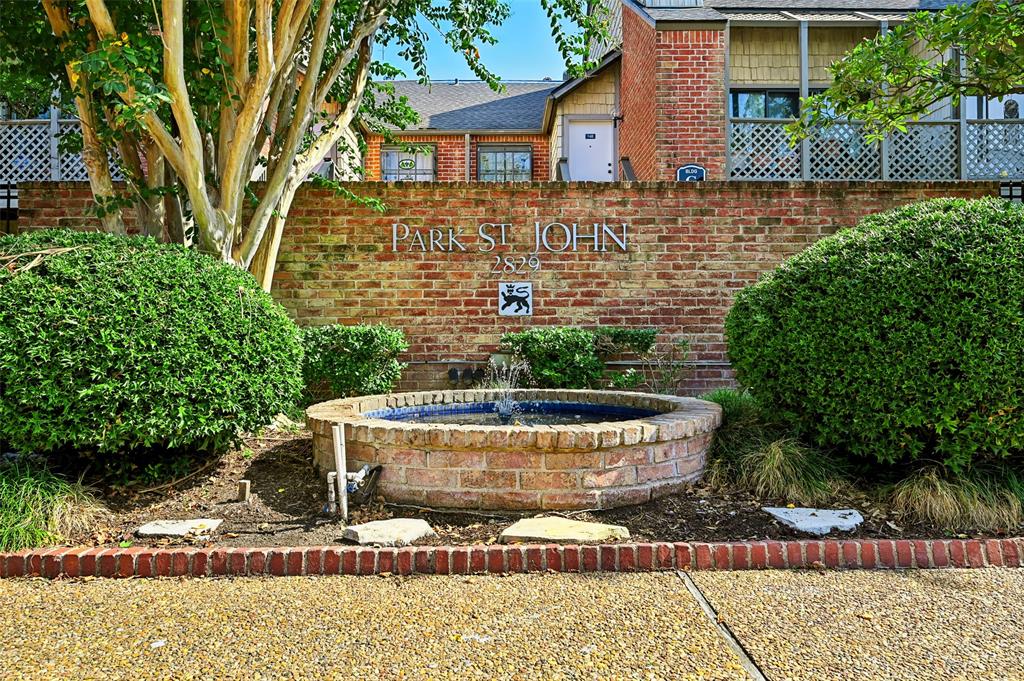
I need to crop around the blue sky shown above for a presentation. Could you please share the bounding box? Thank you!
[375,1,571,82]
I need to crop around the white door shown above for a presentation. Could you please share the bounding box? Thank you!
[567,120,615,181]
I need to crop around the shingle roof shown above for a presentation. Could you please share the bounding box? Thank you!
[380,81,558,132]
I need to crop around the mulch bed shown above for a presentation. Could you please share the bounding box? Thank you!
[71,429,1020,550]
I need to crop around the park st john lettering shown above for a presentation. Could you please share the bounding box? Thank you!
[390,221,629,254]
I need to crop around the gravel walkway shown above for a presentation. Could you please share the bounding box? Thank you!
[3,569,1022,680]
[694,569,1024,681]
[0,573,746,680]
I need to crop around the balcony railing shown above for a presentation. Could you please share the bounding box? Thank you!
[729,119,1024,182]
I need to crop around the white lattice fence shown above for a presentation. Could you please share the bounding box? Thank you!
[0,121,52,183]
[0,119,123,183]
[966,121,1024,180]
[728,121,800,180]
[889,123,958,181]
[807,122,880,180]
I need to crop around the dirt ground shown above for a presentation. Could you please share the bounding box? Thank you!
[72,429,1020,550]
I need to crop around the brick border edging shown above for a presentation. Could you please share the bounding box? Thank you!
[2,538,1022,579]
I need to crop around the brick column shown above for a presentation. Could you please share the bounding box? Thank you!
[655,28,728,180]
[619,5,728,181]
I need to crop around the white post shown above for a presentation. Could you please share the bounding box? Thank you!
[799,21,810,180]
[958,50,969,180]
[48,104,60,181]
[879,21,890,180]
[331,424,348,522]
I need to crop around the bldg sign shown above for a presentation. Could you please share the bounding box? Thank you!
[676,164,706,182]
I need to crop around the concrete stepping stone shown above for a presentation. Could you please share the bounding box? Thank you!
[136,518,223,538]
[762,507,863,536]
[342,518,437,547]
[499,516,630,544]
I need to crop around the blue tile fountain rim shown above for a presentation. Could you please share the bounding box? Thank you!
[365,400,659,422]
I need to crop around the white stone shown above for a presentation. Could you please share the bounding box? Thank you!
[342,518,437,547]
[136,518,223,538]
[762,507,863,536]
[499,516,630,544]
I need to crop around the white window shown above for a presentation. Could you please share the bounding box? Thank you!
[381,145,435,181]
[477,144,532,181]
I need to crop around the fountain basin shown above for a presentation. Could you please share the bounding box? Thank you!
[306,389,721,511]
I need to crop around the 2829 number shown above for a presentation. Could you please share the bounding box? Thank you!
[491,255,541,274]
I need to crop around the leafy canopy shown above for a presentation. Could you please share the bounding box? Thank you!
[795,0,1024,137]
[0,1,608,289]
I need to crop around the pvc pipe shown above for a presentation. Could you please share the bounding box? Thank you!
[326,472,337,514]
[332,424,348,522]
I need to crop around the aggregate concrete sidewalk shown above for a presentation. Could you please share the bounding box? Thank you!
[0,570,1021,680]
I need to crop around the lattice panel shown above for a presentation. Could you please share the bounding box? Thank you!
[729,121,800,180]
[58,121,90,180]
[808,123,880,180]
[889,124,958,181]
[966,121,1024,180]
[0,122,51,182]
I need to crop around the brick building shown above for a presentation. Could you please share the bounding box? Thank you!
[355,0,1022,184]
[359,80,557,183]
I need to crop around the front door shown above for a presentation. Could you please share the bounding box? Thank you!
[567,119,615,181]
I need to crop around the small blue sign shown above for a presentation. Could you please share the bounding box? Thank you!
[676,164,706,182]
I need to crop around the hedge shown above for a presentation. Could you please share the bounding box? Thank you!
[725,198,1024,472]
[0,230,303,459]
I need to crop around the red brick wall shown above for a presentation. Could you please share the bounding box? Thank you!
[16,180,997,394]
[620,6,658,180]
[655,28,728,180]
[364,134,549,182]
[619,4,728,181]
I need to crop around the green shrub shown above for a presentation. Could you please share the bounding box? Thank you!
[500,326,657,389]
[702,389,848,505]
[0,230,303,459]
[0,459,105,551]
[302,324,408,399]
[726,198,1024,473]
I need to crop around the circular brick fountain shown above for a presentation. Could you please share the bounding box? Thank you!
[306,389,721,511]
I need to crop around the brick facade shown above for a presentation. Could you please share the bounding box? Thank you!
[619,7,658,180]
[364,133,550,182]
[654,28,728,180]
[619,4,728,181]
[16,180,998,394]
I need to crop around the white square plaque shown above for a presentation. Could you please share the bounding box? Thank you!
[498,282,533,316]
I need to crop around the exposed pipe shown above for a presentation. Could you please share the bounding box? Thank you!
[332,424,348,522]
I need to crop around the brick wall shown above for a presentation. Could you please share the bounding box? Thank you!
[365,133,549,182]
[619,7,728,181]
[619,7,658,180]
[653,28,728,180]
[16,180,997,394]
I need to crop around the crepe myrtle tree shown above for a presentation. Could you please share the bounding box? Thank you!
[0,1,607,290]
[793,0,1024,139]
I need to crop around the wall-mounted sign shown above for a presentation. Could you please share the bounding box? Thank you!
[676,164,706,182]
[499,282,533,316]
[391,221,628,257]
[398,158,416,170]
[391,221,627,317]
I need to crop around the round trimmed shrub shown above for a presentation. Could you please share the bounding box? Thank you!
[725,198,1024,472]
[302,324,408,399]
[0,230,303,458]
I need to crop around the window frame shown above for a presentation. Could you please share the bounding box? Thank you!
[380,144,437,181]
[476,143,533,182]
[729,89,803,120]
